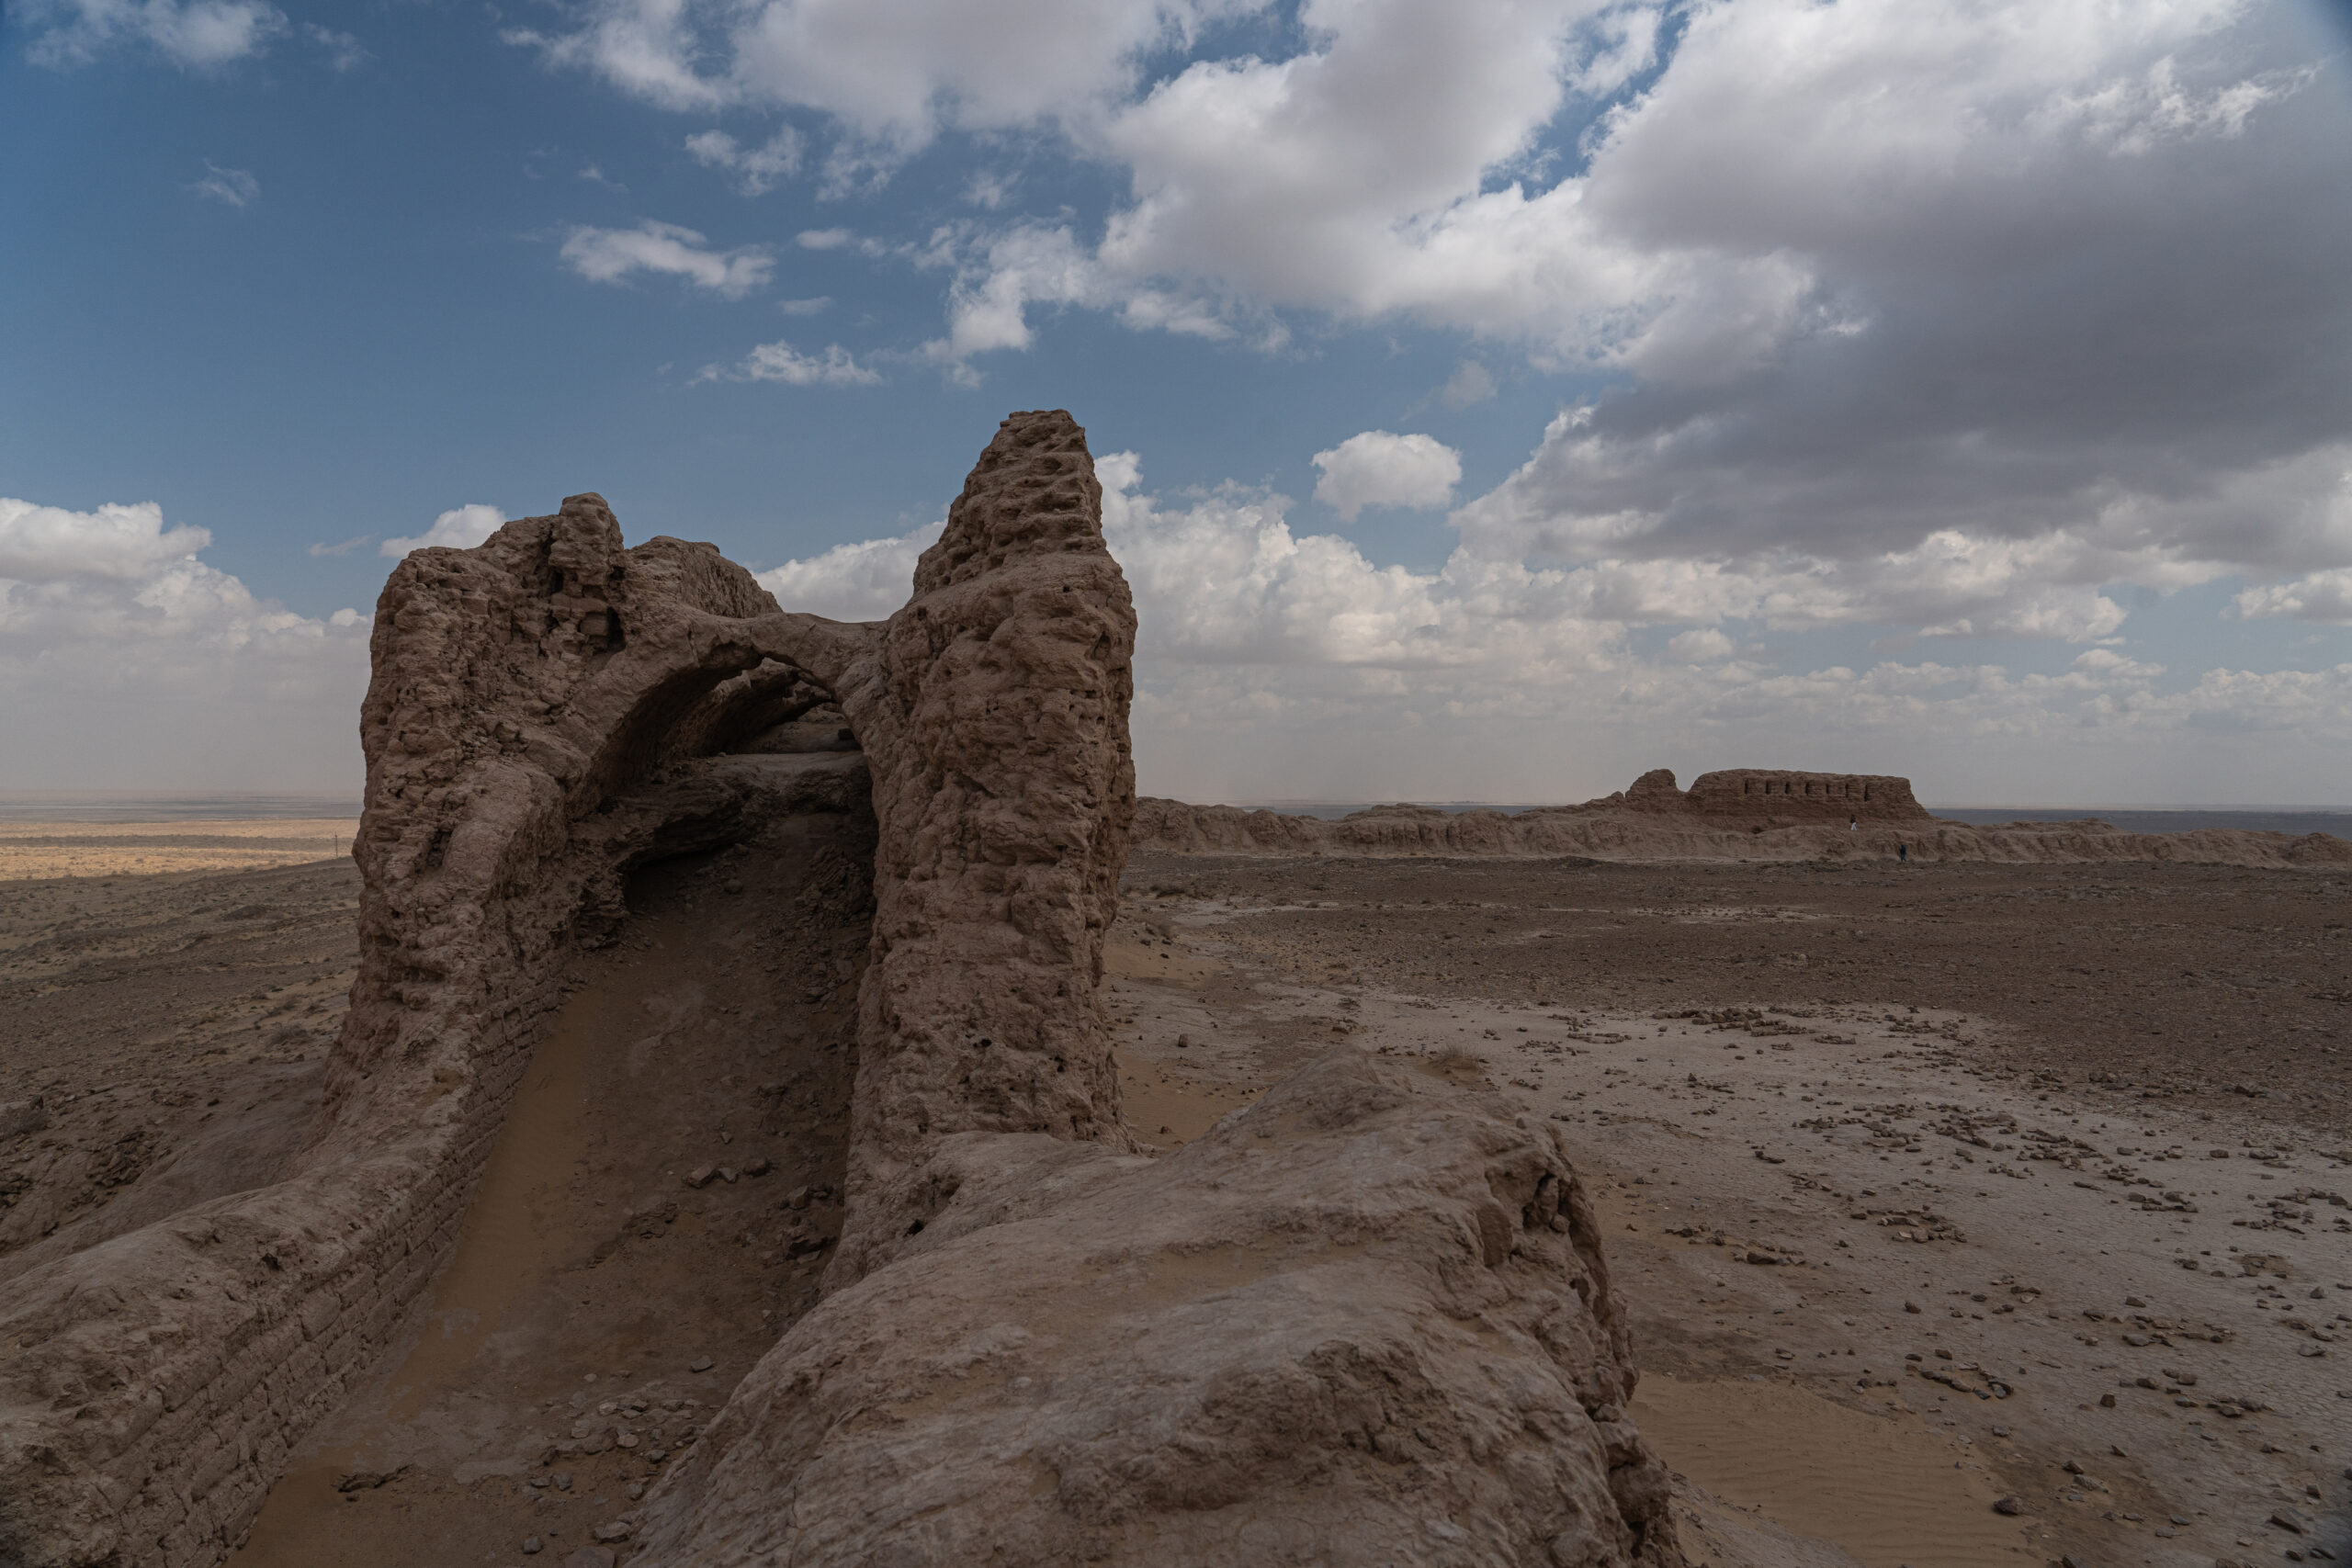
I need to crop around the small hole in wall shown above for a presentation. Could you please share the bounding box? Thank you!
[906,1220,924,1236]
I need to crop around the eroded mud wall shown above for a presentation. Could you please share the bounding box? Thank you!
[635,416,1685,1567]
[637,1053,1684,1568]
[0,504,867,1567]
[1,411,1688,1568]
[765,412,1140,1282]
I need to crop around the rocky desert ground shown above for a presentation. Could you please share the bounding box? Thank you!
[1104,850,2351,1568]
[4,413,2346,1568]
[6,829,2346,1567]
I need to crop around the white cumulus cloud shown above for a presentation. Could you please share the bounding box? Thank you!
[1666,626,1734,662]
[559,220,774,297]
[380,504,506,558]
[0,496,369,789]
[2234,570,2352,626]
[756,518,944,622]
[743,450,2352,806]
[1311,432,1463,522]
[0,497,214,583]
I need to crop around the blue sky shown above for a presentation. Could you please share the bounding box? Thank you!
[5,0,2352,804]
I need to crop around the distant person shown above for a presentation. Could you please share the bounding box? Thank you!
[1898,842,1907,863]
[1849,816,1857,831]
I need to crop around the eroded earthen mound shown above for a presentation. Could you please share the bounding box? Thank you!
[0,412,1680,1568]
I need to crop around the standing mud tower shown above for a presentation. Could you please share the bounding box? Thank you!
[768,413,1141,1281]
[0,412,1680,1568]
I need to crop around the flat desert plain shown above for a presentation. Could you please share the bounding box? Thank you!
[0,818,357,881]
[3,832,2347,1568]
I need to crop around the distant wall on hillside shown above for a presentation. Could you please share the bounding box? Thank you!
[1679,769,1928,821]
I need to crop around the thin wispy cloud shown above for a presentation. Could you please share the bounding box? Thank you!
[558,220,772,297]
[26,0,287,68]
[187,161,259,208]
[303,22,363,72]
[1436,362,1496,410]
[685,127,803,195]
[698,339,882,388]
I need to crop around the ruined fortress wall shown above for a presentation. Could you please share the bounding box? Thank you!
[0,418,1137,1564]
[1680,769,1928,820]
[0,503,867,1567]
[2,412,1690,1568]
[636,1053,1681,1568]
[631,419,1683,1568]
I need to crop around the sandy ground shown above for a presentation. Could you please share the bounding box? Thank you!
[1103,852,2351,1568]
[7,840,2349,1566]
[0,819,359,881]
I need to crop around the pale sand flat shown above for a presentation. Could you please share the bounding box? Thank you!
[0,818,358,880]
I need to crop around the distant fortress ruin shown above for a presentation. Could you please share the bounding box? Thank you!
[1624,767,1928,822]
[1131,768,2346,864]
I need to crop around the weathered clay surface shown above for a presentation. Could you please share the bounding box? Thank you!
[639,1051,1681,1568]
[1132,773,2351,867]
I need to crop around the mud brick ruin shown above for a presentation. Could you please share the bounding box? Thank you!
[0,412,1684,1567]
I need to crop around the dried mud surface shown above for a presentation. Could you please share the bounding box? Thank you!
[0,841,2342,1561]
[5,841,2348,1567]
[1112,855,2349,1132]
[1105,852,2350,1568]
[0,857,359,1271]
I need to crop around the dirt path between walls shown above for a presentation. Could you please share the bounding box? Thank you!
[227,810,875,1568]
